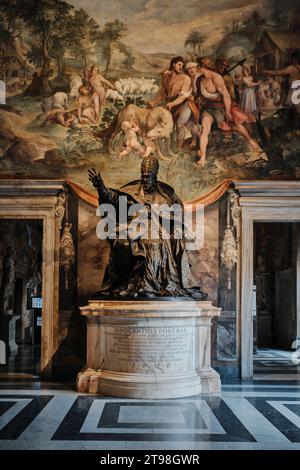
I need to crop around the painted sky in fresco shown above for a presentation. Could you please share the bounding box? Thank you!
[70,0,261,54]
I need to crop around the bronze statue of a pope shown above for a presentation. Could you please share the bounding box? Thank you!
[88,155,205,299]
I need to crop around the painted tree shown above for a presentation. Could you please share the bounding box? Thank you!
[244,10,266,29]
[117,41,135,70]
[271,0,284,25]
[99,19,127,72]
[68,9,102,69]
[27,15,72,80]
[221,20,243,47]
[51,13,82,79]
[0,14,10,50]
[0,0,28,66]
[0,0,24,39]
[184,30,207,57]
[243,9,266,45]
[21,0,73,93]
[51,32,69,79]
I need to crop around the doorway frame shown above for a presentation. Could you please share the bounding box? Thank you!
[234,181,300,378]
[0,180,65,378]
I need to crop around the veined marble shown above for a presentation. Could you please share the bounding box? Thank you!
[77,300,221,398]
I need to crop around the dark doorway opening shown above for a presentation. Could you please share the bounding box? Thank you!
[0,219,43,379]
[253,222,300,379]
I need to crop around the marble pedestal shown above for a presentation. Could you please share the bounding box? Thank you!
[77,300,221,399]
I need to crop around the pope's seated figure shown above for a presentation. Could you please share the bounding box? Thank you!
[88,155,206,299]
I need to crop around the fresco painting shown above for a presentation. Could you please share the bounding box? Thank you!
[0,0,300,202]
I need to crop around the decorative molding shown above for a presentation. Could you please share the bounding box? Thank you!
[55,190,66,229]
[230,181,300,378]
[229,189,241,239]
[229,188,242,364]
[234,181,300,204]
[221,225,237,290]
[240,194,300,379]
[0,180,66,196]
[234,181,300,195]
[0,180,65,378]
[220,190,239,290]
[1,179,300,208]
[60,223,75,290]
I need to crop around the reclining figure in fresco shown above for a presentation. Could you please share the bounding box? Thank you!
[88,155,206,299]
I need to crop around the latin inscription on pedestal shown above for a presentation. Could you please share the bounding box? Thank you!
[106,325,194,374]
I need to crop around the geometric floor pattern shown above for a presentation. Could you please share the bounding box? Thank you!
[0,347,300,450]
[253,348,300,382]
[254,348,300,368]
[0,389,300,449]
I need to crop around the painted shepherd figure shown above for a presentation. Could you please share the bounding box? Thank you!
[195,57,261,167]
[88,156,206,299]
[148,56,192,149]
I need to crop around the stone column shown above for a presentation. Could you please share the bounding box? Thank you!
[196,302,221,393]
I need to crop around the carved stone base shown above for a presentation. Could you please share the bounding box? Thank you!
[199,368,222,394]
[77,370,205,399]
[77,300,221,399]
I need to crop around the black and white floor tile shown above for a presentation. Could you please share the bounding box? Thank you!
[0,389,300,449]
[0,347,300,450]
[253,348,300,382]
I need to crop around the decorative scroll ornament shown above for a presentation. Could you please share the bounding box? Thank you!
[60,223,75,290]
[59,189,75,290]
[229,189,241,241]
[55,191,66,230]
[221,192,238,290]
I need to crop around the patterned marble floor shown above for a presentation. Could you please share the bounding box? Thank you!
[253,348,300,381]
[0,347,300,450]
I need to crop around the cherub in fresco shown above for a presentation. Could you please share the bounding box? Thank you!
[142,135,156,158]
[119,121,145,158]
[118,121,157,159]
[195,57,261,167]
